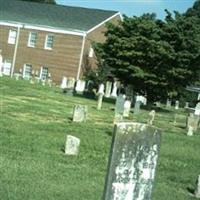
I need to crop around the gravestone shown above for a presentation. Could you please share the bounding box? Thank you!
[72,105,87,122]
[115,94,126,120]
[47,79,52,87]
[195,102,200,116]
[61,76,67,89]
[30,77,35,84]
[123,100,131,117]
[103,122,161,200]
[125,85,133,102]
[65,135,80,155]
[198,93,200,101]
[111,82,118,98]
[175,100,179,110]
[194,175,200,198]
[184,102,189,109]
[166,99,172,108]
[97,84,105,110]
[187,114,199,135]
[148,110,156,125]
[134,96,141,114]
[75,80,86,94]
[66,77,75,95]
[105,81,112,98]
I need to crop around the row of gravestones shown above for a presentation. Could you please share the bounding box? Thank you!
[60,77,121,98]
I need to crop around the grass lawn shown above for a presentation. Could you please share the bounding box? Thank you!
[0,77,200,200]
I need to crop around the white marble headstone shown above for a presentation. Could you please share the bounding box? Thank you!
[61,77,67,89]
[65,135,80,155]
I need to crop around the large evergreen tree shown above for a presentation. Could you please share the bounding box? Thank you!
[93,1,200,102]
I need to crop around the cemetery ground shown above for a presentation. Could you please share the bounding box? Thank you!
[0,77,200,200]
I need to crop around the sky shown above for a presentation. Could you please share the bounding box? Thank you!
[57,0,196,20]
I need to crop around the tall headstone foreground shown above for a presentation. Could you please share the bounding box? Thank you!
[103,122,161,200]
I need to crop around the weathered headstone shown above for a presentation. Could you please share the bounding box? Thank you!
[195,102,200,116]
[123,100,131,117]
[194,175,200,198]
[97,84,105,110]
[125,85,133,101]
[75,80,86,94]
[65,135,80,155]
[184,102,189,109]
[115,94,126,120]
[61,76,67,89]
[111,82,118,98]
[103,122,161,200]
[66,77,75,95]
[47,79,52,87]
[148,110,156,125]
[134,96,141,114]
[175,100,179,110]
[105,81,112,98]
[187,114,199,135]
[72,105,87,122]
[166,99,172,108]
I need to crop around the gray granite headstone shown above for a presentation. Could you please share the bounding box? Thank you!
[184,102,189,109]
[123,100,131,117]
[72,105,87,122]
[65,135,80,155]
[115,94,126,119]
[125,85,133,101]
[148,110,156,125]
[103,122,161,200]
[175,100,179,110]
[105,81,112,98]
[134,101,141,114]
[166,99,172,108]
[187,114,199,134]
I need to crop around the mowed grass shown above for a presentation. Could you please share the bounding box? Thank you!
[0,77,200,200]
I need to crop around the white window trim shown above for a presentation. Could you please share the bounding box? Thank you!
[28,32,37,48]
[23,64,32,79]
[3,60,12,76]
[44,34,54,50]
[40,66,48,80]
[8,30,17,44]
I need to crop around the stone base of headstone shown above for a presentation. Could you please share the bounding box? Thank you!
[65,135,80,155]
[103,122,161,200]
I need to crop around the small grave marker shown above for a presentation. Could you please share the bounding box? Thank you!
[103,122,161,200]
[115,94,125,120]
[148,110,156,125]
[97,84,105,110]
[65,135,80,155]
[166,99,172,108]
[123,100,131,117]
[105,81,112,98]
[111,82,118,98]
[175,100,179,110]
[72,105,87,122]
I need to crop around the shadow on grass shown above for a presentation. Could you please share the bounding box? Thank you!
[187,187,195,196]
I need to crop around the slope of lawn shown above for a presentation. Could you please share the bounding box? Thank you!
[0,77,199,200]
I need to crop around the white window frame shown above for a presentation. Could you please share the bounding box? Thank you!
[8,30,17,44]
[3,60,12,75]
[28,32,37,47]
[23,64,32,79]
[44,34,54,50]
[40,67,48,80]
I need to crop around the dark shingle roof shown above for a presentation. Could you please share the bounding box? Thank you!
[0,0,118,32]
